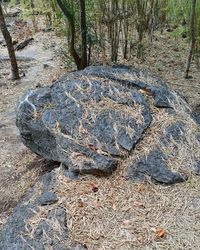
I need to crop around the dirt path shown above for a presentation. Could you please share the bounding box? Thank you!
[0,17,67,227]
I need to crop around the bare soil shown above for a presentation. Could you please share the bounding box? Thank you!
[1,12,200,250]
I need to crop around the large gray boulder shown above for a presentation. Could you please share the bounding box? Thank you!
[1,65,200,249]
[16,65,200,184]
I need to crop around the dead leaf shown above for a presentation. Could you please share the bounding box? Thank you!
[138,184,145,193]
[78,199,85,208]
[112,204,116,210]
[123,220,131,225]
[122,220,132,229]
[71,152,84,158]
[139,87,152,95]
[156,228,166,239]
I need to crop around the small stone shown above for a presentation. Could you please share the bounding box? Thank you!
[43,63,49,69]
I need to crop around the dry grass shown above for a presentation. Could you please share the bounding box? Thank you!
[49,167,200,250]
[0,151,36,226]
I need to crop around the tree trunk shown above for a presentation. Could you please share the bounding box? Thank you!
[108,0,120,62]
[136,0,145,59]
[0,3,19,80]
[29,0,37,33]
[79,0,87,69]
[56,0,81,69]
[56,0,88,70]
[185,0,196,78]
[121,0,129,59]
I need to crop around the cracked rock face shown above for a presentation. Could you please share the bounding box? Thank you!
[16,66,200,183]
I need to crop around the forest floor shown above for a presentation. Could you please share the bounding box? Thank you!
[1,9,200,250]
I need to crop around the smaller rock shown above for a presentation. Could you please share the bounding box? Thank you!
[150,87,174,108]
[33,227,43,239]
[194,161,200,175]
[128,149,186,184]
[188,197,200,209]
[37,191,58,206]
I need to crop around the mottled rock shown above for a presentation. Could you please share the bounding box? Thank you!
[42,170,57,192]
[162,122,185,146]
[0,172,86,250]
[15,65,200,184]
[37,191,58,205]
[150,86,175,108]
[127,120,190,184]
[16,66,152,177]
[128,149,186,184]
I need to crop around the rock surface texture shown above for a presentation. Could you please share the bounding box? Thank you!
[0,171,87,250]
[1,65,200,249]
[16,65,200,183]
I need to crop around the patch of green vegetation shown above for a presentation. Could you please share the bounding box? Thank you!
[45,102,55,109]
